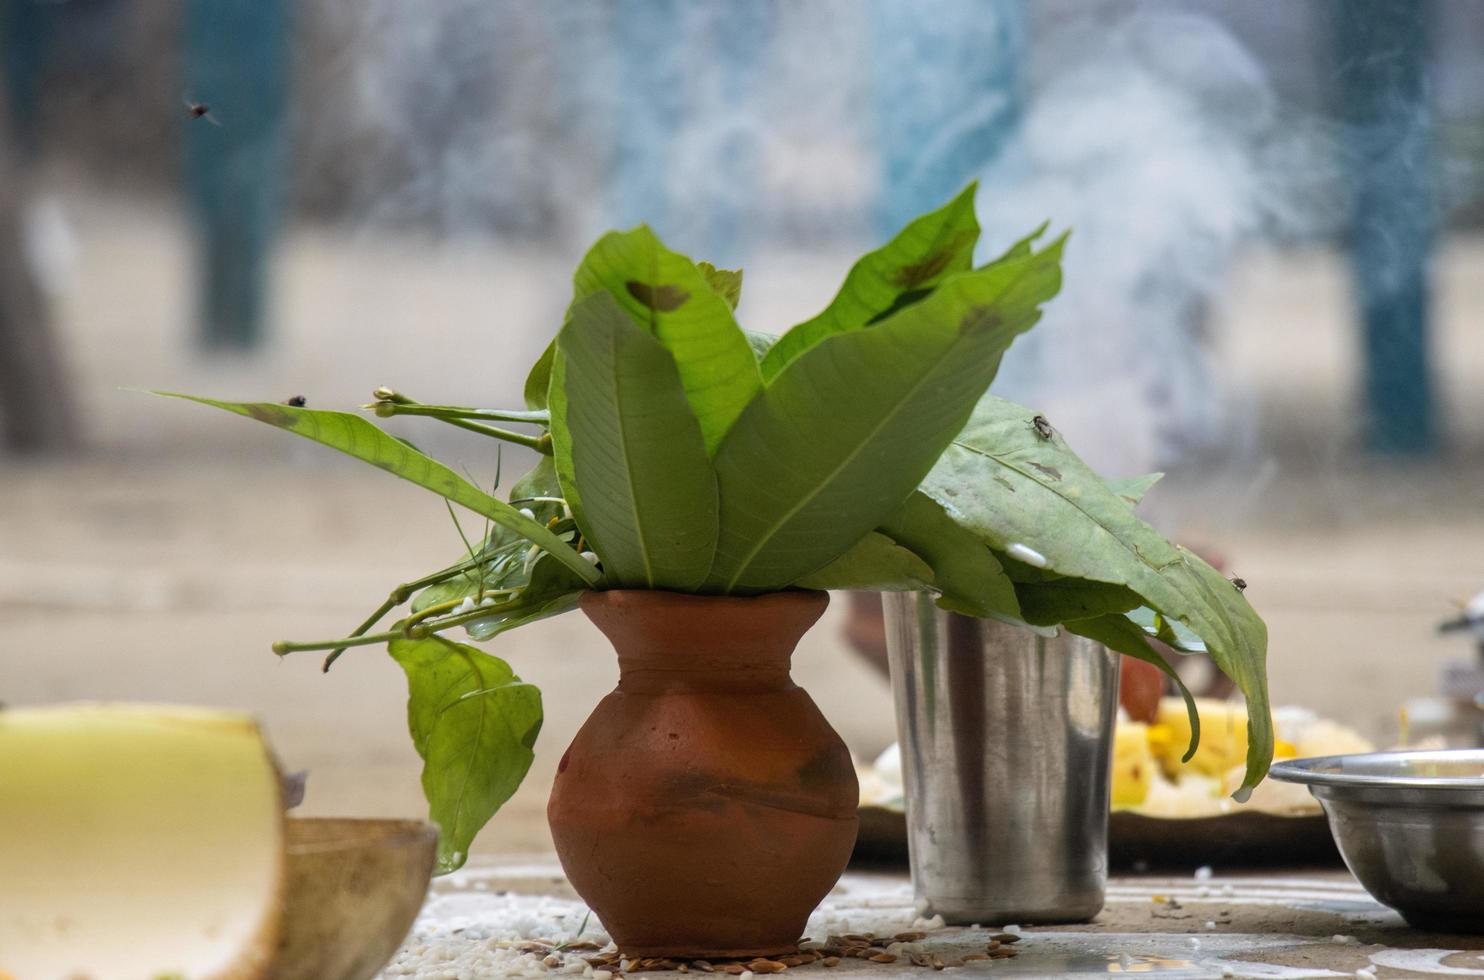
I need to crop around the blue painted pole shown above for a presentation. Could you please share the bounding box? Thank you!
[699,1,773,266]
[609,0,685,235]
[183,0,292,351]
[1332,0,1438,454]
[869,0,1026,238]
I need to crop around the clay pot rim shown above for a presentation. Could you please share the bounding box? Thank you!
[580,587,828,613]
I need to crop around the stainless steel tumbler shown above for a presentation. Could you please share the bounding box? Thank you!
[883,592,1121,924]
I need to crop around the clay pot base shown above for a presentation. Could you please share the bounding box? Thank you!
[619,946,800,961]
[526,930,1023,972]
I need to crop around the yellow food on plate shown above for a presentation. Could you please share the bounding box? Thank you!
[1112,698,1375,818]
[1152,697,1252,778]
[1111,721,1154,807]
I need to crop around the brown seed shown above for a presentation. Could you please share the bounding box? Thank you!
[692,962,715,973]
[988,947,1018,959]
[893,932,928,942]
[990,933,1021,944]
[779,955,811,967]
[960,954,990,962]
[748,960,787,974]
[822,958,841,968]
[679,966,690,974]
[722,965,746,975]
[869,953,898,964]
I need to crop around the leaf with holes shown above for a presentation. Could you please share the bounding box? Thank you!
[704,234,1066,594]
[698,261,744,310]
[760,183,981,381]
[571,226,760,453]
[920,394,1270,797]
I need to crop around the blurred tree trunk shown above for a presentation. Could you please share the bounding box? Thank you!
[0,85,79,454]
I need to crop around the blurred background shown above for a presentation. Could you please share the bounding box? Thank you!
[2,0,1482,853]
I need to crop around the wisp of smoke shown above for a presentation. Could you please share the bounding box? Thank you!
[980,9,1309,476]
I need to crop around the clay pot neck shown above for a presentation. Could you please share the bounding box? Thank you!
[580,589,830,694]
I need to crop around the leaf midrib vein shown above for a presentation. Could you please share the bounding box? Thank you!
[722,334,967,590]
[953,440,1232,643]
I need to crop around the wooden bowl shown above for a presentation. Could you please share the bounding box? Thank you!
[271,817,437,980]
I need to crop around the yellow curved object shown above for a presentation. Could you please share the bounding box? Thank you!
[0,703,285,980]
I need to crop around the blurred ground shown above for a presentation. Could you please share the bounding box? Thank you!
[2,193,1482,855]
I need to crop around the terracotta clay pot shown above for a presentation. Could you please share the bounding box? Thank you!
[548,589,859,958]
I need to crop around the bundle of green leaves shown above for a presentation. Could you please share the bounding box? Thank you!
[161,184,1269,872]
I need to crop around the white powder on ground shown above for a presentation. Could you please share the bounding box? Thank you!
[380,868,928,979]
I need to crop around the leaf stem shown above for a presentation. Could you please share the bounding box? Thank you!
[372,402,551,452]
[389,403,552,425]
[320,597,400,672]
[402,587,521,631]
[406,594,549,637]
[275,629,405,656]
[321,551,505,671]
[368,390,552,451]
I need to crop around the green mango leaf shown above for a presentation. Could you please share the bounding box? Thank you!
[1015,579,1142,627]
[879,492,1020,619]
[1128,605,1208,652]
[571,226,760,453]
[556,291,719,589]
[1063,613,1202,763]
[523,340,556,411]
[746,330,779,360]
[408,457,576,616]
[697,261,744,309]
[993,549,1066,583]
[920,395,1271,797]
[794,532,935,591]
[389,634,541,873]
[463,556,587,641]
[507,455,564,514]
[154,393,601,588]
[411,528,531,614]
[545,343,587,533]
[705,236,1066,594]
[979,220,1052,269]
[1106,472,1165,508]
[760,183,981,381]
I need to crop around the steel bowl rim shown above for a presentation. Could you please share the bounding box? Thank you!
[1270,749,1484,792]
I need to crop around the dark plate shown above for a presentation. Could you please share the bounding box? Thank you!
[849,805,1342,869]
[1109,810,1341,869]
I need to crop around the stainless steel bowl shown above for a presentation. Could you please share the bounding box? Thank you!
[1270,750,1484,933]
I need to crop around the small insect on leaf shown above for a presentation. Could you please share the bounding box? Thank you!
[184,97,222,126]
[284,395,307,407]
[1231,576,1248,592]
[1032,414,1055,440]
